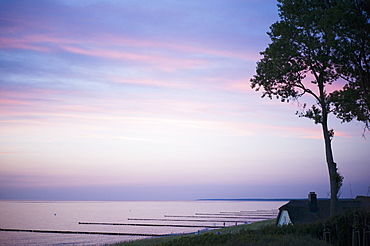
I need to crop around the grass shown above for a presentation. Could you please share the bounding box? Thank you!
[109,219,329,246]
[111,219,276,246]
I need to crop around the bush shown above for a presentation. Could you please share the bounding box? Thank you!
[324,209,370,246]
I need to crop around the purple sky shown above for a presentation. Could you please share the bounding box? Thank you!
[0,0,369,201]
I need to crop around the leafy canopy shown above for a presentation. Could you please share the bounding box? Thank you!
[251,0,370,129]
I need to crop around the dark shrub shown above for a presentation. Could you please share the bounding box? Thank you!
[324,209,370,246]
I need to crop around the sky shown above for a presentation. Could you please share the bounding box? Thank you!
[0,0,369,201]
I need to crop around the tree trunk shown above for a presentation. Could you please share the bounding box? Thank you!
[318,75,339,216]
[321,120,338,215]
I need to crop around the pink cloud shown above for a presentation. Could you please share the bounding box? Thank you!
[0,98,45,116]
[0,37,51,52]
[203,77,255,92]
[0,98,31,106]
[0,152,15,155]
[98,34,261,62]
[1,88,57,101]
[108,76,193,89]
[0,88,91,120]
[60,44,209,71]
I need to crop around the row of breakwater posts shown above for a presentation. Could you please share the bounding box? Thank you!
[0,228,167,237]
[127,218,248,223]
[78,222,222,228]
[0,209,278,237]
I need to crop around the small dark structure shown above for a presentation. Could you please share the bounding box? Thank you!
[276,193,370,226]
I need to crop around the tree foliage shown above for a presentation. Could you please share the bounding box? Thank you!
[329,0,370,131]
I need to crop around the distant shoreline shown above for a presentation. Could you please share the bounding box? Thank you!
[196,198,291,201]
[196,198,331,201]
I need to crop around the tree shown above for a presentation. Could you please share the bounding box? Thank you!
[249,0,356,215]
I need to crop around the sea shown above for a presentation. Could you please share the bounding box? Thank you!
[0,200,286,246]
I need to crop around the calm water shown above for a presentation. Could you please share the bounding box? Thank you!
[0,200,285,246]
